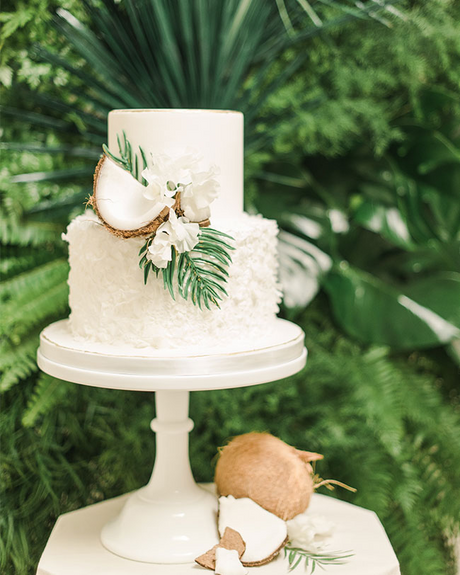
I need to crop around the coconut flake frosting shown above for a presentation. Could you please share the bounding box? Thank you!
[63,212,282,350]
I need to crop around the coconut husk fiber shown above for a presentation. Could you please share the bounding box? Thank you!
[215,432,323,521]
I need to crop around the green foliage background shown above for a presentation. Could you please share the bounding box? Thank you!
[1,1,460,574]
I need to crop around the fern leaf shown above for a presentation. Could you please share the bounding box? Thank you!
[0,332,40,392]
[0,281,69,339]
[22,374,67,427]
[0,259,68,303]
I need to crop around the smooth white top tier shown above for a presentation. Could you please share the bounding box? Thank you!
[108,109,244,219]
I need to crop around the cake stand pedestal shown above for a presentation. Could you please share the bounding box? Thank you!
[37,318,307,565]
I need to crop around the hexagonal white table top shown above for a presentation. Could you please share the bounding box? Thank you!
[37,488,400,575]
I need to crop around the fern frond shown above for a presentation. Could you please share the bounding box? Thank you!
[0,259,68,303]
[140,227,234,308]
[22,373,67,428]
[0,342,38,393]
[0,281,69,339]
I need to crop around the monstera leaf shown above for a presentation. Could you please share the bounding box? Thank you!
[323,266,460,349]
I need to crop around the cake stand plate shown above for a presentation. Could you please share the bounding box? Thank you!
[37,318,307,564]
[37,490,400,575]
[38,318,306,391]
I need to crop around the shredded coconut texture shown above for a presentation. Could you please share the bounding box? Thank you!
[63,212,282,350]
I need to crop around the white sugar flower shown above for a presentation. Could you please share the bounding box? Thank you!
[141,150,219,224]
[147,210,200,269]
[141,167,176,208]
[147,230,173,269]
[160,209,200,254]
[181,166,220,222]
[143,150,201,194]
[287,513,335,553]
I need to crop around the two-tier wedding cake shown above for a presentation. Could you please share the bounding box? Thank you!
[64,109,282,350]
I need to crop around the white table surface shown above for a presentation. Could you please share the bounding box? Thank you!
[37,489,400,575]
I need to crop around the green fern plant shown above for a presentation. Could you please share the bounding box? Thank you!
[21,373,68,428]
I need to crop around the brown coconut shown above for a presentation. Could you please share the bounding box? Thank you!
[89,155,210,239]
[215,432,323,521]
[195,527,246,571]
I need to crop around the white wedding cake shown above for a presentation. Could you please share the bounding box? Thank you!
[64,109,282,350]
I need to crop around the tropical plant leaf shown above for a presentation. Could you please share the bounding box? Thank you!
[353,201,414,250]
[0,220,63,247]
[140,227,234,309]
[278,229,332,308]
[402,272,460,329]
[0,259,69,303]
[323,264,460,349]
[102,131,147,182]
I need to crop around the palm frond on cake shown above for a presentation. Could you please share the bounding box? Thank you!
[102,131,147,183]
[140,227,234,309]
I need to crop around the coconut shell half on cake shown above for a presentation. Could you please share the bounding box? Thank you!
[215,432,323,520]
[89,155,172,238]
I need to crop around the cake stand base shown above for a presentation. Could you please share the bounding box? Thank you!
[37,490,400,575]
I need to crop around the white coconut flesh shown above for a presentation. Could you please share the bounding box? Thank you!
[215,548,248,575]
[218,496,287,565]
[94,156,166,231]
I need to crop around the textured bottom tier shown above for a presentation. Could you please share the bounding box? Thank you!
[64,212,282,350]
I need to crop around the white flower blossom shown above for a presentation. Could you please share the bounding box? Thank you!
[142,150,218,268]
[141,167,176,209]
[159,209,200,253]
[147,210,200,269]
[287,513,335,553]
[147,230,173,269]
[181,166,220,221]
[141,150,219,223]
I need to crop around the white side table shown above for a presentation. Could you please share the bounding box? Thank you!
[37,490,400,575]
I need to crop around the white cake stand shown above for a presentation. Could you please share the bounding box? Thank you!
[37,317,307,565]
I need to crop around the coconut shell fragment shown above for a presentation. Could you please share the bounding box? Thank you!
[195,527,246,571]
[90,155,173,238]
[218,496,288,567]
[215,432,323,520]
